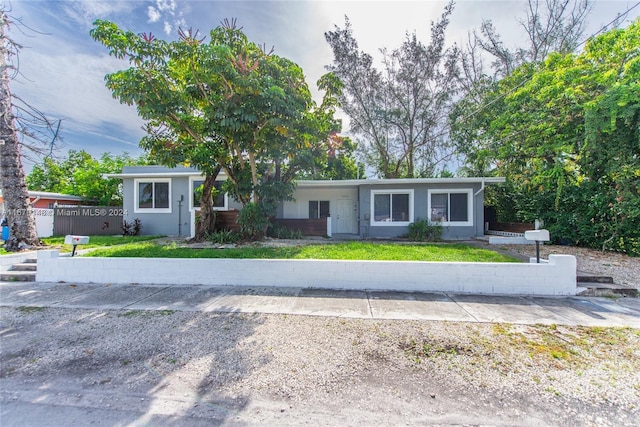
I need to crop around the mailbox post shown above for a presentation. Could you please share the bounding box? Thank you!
[64,235,90,257]
[524,229,550,263]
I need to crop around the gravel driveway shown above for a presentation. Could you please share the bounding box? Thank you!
[2,240,638,425]
[1,305,638,426]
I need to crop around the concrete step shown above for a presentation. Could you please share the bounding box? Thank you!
[577,275,614,284]
[0,271,36,282]
[9,263,37,272]
[24,258,38,264]
[577,282,638,297]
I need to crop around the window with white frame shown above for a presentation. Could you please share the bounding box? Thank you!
[191,179,227,210]
[135,179,171,212]
[309,200,330,219]
[371,190,413,226]
[428,189,472,226]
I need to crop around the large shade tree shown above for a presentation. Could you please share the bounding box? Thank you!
[91,20,339,239]
[475,0,592,78]
[325,1,459,178]
[451,21,640,255]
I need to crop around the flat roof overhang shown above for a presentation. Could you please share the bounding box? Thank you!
[295,177,505,188]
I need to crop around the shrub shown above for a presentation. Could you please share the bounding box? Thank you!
[267,222,303,239]
[407,219,442,241]
[122,218,142,236]
[207,229,240,245]
[237,202,270,240]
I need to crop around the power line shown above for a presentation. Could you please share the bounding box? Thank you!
[449,1,640,157]
[576,1,640,48]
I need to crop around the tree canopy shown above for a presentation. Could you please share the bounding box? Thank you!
[451,20,640,255]
[91,19,340,239]
[26,150,149,206]
[325,1,459,178]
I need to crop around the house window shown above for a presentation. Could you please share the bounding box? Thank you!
[428,189,472,226]
[135,179,170,212]
[309,200,330,219]
[192,180,227,210]
[371,190,413,226]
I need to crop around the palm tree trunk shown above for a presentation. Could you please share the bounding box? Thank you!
[0,11,40,251]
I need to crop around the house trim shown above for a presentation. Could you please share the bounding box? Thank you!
[370,189,414,227]
[296,177,505,188]
[134,178,172,214]
[427,188,474,227]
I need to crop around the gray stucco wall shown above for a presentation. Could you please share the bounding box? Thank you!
[358,182,485,240]
[122,174,243,237]
[123,176,192,236]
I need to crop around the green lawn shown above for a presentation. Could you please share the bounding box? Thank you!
[84,241,519,262]
[42,235,163,253]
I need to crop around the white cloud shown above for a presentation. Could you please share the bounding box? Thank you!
[147,6,161,23]
[163,21,173,35]
[59,1,134,28]
[12,48,145,145]
[156,0,177,14]
[145,0,185,35]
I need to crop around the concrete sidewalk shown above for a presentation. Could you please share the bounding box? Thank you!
[1,281,639,327]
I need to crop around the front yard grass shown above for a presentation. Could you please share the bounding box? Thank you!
[42,235,162,253]
[84,241,519,262]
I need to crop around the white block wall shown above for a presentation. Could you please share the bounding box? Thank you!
[34,209,54,238]
[1,251,37,271]
[36,250,577,295]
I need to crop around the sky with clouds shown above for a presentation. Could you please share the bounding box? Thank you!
[6,0,639,170]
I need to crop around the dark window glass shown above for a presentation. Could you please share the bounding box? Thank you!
[391,194,409,222]
[193,180,203,208]
[450,193,468,222]
[430,193,448,222]
[374,194,390,222]
[309,201,330,219]
[309,201,319,219]
[154,182,169,208]
[319,201,330,218]
[138,182,154,208]
[213,181,225,208]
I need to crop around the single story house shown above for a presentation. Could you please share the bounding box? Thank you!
[109,166,505,239]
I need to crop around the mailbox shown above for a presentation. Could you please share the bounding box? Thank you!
[524,230,550,242]
[64,235,90,256]
[524,229,549,263]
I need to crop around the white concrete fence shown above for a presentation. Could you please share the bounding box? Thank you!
[36,250,577,295]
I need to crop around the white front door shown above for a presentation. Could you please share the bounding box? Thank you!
[334,199,356,234]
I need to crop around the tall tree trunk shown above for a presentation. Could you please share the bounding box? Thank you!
[193,166,221,241]
[0,11,40,251]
